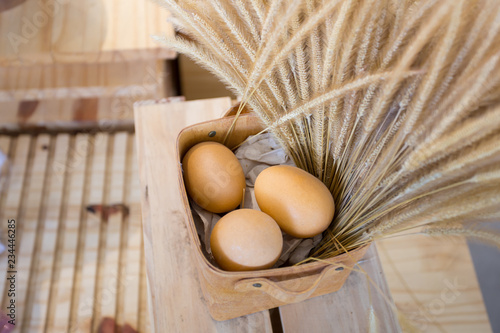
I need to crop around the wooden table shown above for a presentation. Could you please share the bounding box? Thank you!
[134,97,401,332]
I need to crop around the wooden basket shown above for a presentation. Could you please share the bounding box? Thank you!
[176,114,369,321]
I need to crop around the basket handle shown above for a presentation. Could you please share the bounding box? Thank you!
[234,265,336,303]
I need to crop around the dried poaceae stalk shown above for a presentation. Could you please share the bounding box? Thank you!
[157,0,500,258]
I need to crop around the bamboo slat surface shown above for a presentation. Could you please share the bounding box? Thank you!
[0,131,150,332]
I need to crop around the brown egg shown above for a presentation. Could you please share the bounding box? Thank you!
[210,209,283,271]
[254,165,335,238]
[182,142,245,213]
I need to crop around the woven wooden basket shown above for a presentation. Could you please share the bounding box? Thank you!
[176,113,369,321]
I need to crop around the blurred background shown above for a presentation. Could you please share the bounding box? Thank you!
[0,0,497,332]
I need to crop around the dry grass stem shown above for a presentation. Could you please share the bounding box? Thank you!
[160,0,500,258]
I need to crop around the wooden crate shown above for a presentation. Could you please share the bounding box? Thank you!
[134,97,402,331]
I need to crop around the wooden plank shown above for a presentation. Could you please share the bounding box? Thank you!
[0,136,31,301]
[134,97,273,332]
[0,136,11,193]
[279,245,401,332]
[377,234,492,333]
[0,0,175,66]
[139,189,153,333]
[0,60,164,100]
[25,133,70,331]
[138,230,152,333]
[0,96,141,133]
[0,96,187,134]
[46,133,89,332]
[0,135,13,306]
[70,133,109,332]
[0,60,172,132]
[8,134,51,330]
[118,133,149,331]
[93,132,128,331]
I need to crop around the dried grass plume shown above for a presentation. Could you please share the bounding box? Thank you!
[157,0,500,258]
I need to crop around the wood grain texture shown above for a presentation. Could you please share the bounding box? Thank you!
[26,134,70,331]
[95,132,127,329]
[0,135,18,300]
[0,60,166,101]
[0,136,12,196]
[49,133,90,333]
[1,95,150,132]
[0,131,151,332]
[119,135,148,331]
[0,60,178,132]
[77,133,109,333]
[377,234,492,333]
[0,96,186,133]
[0,0,175,66]
[134,97,273,332]
[279,245,401,333]
[8,134,51,330]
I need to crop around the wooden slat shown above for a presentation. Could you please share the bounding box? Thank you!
[0,135,11,193]
[94,132,128,330]
[134,97,273,332]
[0,61,170,132]
[138,224,152,333]
[0,61,163,98]
[90,132,113,332]
[0,136,31,300]
[69,133,109,332]
[25,134,70,331]
[0,130,155,332]
[0,96,144,133]
[279,246,401,332]
[0,135,13,301]
[0,0,175,66]
[118,134,148,331]
[9,134,51,330]
[46,134,89,332]
[377,235,492,333]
